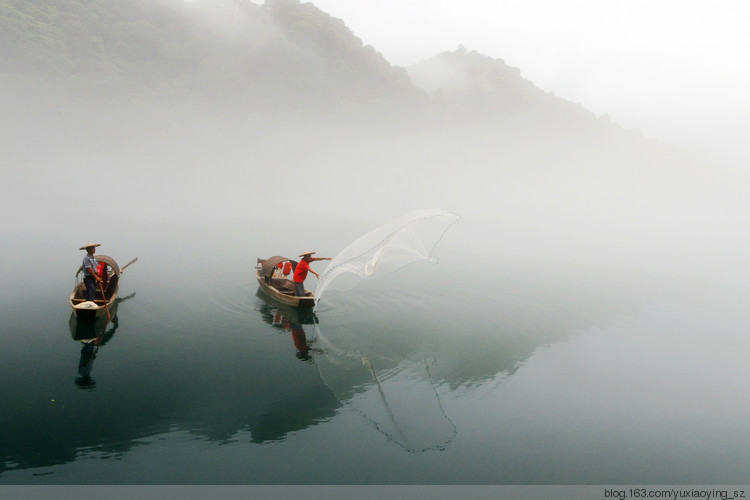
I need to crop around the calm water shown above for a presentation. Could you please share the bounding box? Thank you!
[3,119,750,484]
[2,214,750,485]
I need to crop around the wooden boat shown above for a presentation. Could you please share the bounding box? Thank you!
[69,255,130,319]
[69,301,118,341]
[256,289,318,326]
[256,256,315,308]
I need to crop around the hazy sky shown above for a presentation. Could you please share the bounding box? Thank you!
[309,0,750,164]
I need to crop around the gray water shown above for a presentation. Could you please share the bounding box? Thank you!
[2,116,750,484]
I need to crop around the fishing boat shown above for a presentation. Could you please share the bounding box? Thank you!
[69,256,136,319]
[256,289,318,326]
[256,256,315,308]
[69,301,118,340]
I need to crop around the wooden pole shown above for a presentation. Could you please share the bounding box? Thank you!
[98,280,111,320]
[120,257,138,272]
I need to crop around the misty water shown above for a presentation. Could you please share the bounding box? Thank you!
[2,114,750,484]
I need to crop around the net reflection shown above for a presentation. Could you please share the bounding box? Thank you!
[257,289,456,452]
[310,322,457,453]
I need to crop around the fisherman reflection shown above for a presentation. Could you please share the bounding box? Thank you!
[71,292,134,388]
[291,323,311,360]
[74,319,115,388]
[76,341,97,387]
[262,302,317,361]
[274,313,311,360]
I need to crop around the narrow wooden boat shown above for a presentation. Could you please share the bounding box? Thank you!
[256,256,315,308]
[69,301,118,341]
[69,255,121,319]
[256,289,318,326]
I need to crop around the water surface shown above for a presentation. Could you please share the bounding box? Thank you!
[2,214,749,484]
[3,118,750,484]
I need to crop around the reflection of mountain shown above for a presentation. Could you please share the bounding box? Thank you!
[307,266,640,452]
[0,267,637,475]
[0,293,338,476]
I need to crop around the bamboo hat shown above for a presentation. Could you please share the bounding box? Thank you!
[79,242,101,250]
[299,250,316,257]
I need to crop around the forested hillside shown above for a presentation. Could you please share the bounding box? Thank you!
[409,47,600,127]
[0,0,423,117]
[1,0,614,132]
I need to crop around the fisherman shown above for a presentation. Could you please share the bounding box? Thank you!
[80,242,102,302]
[293,251,331,297]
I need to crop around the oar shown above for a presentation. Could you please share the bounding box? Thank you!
[98,280,111,320]
[120,257,138,273]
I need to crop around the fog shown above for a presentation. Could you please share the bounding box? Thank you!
[312,0,750,167]
[6,2,750,487]
[5,102,749,295]
[3,0,750,305]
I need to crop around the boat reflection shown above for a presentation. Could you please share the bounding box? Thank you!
[69,292,135,388]
[256,289,319,361]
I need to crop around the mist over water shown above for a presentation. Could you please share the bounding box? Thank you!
[3,0,750,485]
[7,101,749,292]
[3,96,750,484]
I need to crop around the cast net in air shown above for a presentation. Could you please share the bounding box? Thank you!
[314,209,461,305]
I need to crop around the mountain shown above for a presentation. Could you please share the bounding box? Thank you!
[0,0,620,132]
[0,0,424,117]
[408,46,603,127]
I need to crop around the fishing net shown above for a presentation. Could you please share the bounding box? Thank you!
[309,209,460,451]
[314,209,460,304]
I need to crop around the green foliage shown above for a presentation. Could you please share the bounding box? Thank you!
[0,0,595,128]
[0,0,422,117]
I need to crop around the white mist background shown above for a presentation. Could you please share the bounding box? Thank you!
[311,0,750,166]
